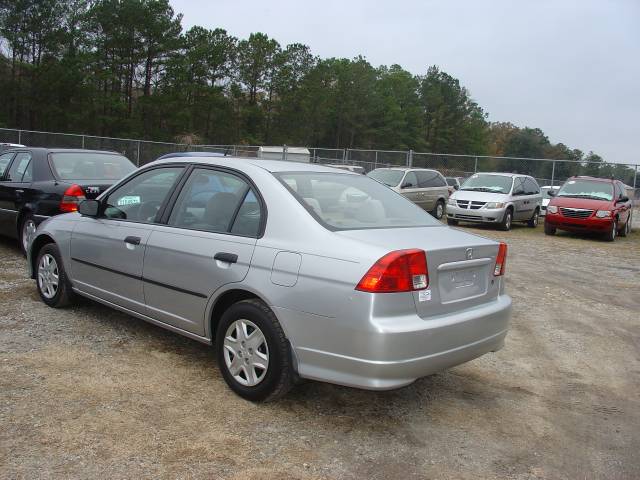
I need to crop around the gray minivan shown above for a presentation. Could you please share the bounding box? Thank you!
[368,168,449,219]
[446,172,542,230]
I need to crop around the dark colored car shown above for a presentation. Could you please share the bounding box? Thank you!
[0,147,136,253]
[544,176,633,241]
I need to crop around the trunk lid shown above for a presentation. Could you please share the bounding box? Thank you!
[338,225,503,318]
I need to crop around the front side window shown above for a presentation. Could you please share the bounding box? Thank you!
[276,172,441,230]
[460,174,514,194]
[557,179,614,201]
[367,169,405,187]
[402,171,418,188]
[0,152,15,178]
[103,167,183,222]
[7,152,32,182]
[50,152,136,181]
[168,168,261,236]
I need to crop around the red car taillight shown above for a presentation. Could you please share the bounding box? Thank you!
[356,249,428,293]
[60,184,86,212]
[494,242,508,276]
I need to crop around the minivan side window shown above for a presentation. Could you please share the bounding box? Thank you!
[524,178,539,195]
[512,178,525,195]
[0,152,14,178]
[402,171,418,188]
[103,167,184,223]
[168,168,262,237]
[7,152,32,182]
[416,170,446,188]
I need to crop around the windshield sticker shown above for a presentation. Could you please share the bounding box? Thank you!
[418,289,432,302]
[117,195,141,206]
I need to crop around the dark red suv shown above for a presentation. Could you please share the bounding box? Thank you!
[544,176,633,241]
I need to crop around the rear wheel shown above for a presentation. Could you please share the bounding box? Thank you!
[499,209,513,231]
[544,222,556,236]
[36,243,75,308]
[446,217,459,226]
[527,208,539,228]
[605,219,617,242]
[619,214,631,237]
[19,214,37,256]
[216,299,293,402]
[432,200,445,220]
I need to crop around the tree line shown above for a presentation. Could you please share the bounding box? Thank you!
[0,0,636,184]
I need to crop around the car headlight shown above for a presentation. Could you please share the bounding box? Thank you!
[447,198,456,206]
[595,210,611,218]
[484,202,505,209]
[547,205,558,214]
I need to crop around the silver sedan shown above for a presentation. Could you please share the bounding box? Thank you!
[28,155,512,401]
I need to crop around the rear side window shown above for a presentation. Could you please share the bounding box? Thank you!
[0,152,14,178]
[168,168,262,237]
[50,152,136,181]
[416,170,446,188]
[7,152,32,182]
[524,178,539,195]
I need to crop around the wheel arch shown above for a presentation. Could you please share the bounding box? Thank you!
[209,288,264,340]
[29,234,56,279]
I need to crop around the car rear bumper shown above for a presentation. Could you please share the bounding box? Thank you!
[446,204,506,224]
[285,295,512,390]
[545,212,613,231]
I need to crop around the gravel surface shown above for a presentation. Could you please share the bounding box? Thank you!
[1,214,639,479]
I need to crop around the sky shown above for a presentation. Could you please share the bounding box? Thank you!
[170,0,640,164]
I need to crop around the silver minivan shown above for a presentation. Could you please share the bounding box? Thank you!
[446,172,542,230]
[368,168,449,219]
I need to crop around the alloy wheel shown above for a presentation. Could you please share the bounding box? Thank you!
[38,253,59,299]
[22,219,36,253]
[436,203,444,219]
[223,319,269,387]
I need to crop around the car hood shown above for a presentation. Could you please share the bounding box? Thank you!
[452,190,509,202]
[550,196,612,210]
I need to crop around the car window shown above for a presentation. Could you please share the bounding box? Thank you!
[50,152,136,181]
[524,178,539,195]
[445,177,458,186]
[0,152,15,178]
[512,178,525,195]
[402,171,418,188]
[460,174,513,193]
[367,169,404,187]
[7,152,32,182]
[616,182,626,199]
[168,168,259,235]
[103,167,183,222]
[416,170,445,188]
[276,172,441,230]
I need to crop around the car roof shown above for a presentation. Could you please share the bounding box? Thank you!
[371,167,439,172]
[0,147,121,155]
[568,176,616,183]
[151,155,357,174]
[157,151,226,160]
[474,172,526,178]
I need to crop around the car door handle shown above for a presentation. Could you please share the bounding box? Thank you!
[124,236,141,245]
[214,252,238,264]
[15,189,24,194]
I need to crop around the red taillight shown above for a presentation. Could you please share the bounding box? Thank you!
[494,242,508,276]
[60,184,86,212]
[356,249,428,293]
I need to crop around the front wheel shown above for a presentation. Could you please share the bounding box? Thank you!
[36,243,75,308]
[544,222,556,235]
[216,299,293,402]
[499,209,513,231]
[605,219,617,242]
[619,214,631,237]
[432,200,445,220]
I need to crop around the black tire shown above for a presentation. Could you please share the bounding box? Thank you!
[432,200,445,220]
[527,208,540,228]
[499,208,513,231]
[446,218,459,226]
[18,213,37,256]
[619,214,631,237]
[216,299,293,402]
[35,243,75,308]
[605,219,617,242]
[544,222,556,235]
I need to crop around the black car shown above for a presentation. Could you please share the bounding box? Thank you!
[0,148,136,253]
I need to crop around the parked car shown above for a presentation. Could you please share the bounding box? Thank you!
[539,185,560,216]
[446,173,542,230]
[445,176,463,195]
[326,164,366,174]
[0,143,25,152]
[0,147,136,254]
[28,155,512,402]
[544,176,632,241]
[367,167,449,219]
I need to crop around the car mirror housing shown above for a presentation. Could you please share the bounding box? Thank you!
[401,182,414,189]
[78,199,101,217]
[617,196,629,203]
[454,184,459,190]
[547,190,556,197]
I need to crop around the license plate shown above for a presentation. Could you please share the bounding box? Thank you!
[450,269,477,288]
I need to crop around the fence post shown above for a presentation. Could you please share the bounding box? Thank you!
[634,165,638,189]
[81,135,85,149]
[283,144,288,161]
[474,156,478,173]
[374,150,378,169]
[136,141,141,166]
[551,160,556,186]
[408,149,413,167]
[18,130,22,144]
[342,148,347,164]
[233,145,237,156]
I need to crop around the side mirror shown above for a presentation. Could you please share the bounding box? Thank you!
[617,196,629,203]
[78,199,100,217]
[401,182,414,189]
[547,190,556,197]
[454,184,459,190]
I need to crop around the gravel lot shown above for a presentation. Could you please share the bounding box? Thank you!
[1,214,639,479]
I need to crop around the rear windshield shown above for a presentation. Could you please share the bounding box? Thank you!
[367,169,405,187]
[460,174,513,193]
[276,172,440,230]
[557,179,614,201]
[446,177,458,185]
[50,152,136,181]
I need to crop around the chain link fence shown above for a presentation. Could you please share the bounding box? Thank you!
[2,127,638,201]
